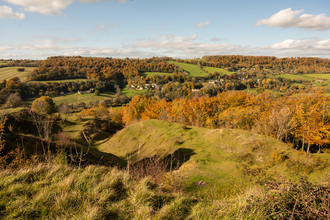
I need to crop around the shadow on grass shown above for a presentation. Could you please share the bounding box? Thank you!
[123,148,196,170]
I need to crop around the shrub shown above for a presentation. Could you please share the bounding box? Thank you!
[31,96,56,115]
[94,90,100,96]
[17,68,25,72]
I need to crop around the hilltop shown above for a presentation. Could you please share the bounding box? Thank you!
[100,119,329,185]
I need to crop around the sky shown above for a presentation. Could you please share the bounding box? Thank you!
[0,0,330,59]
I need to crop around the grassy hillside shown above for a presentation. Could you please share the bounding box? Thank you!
[99,120,329,186]
[140,72,173,77]
[28,79,88,83]
[277,74,314,80]
[168,61,233,76]
[21,88,145,106]
[305,73,330,80]
[0,67,36,82]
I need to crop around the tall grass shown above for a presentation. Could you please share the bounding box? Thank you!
[1,162,330,219]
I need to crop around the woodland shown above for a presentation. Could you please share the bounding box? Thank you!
[1,55,330,219]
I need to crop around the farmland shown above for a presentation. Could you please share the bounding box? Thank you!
[305,74,330,80]
[0,67,36,82]
[140,72,172,77]
[28,79,88,84]
[276,74,314,80]
[168,61,234,76]
[21,87,145,106]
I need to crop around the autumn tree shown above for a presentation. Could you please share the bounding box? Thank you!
[6,92,22,108]
[32,96,56,115]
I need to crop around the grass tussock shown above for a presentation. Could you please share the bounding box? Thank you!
[1,162,330,219]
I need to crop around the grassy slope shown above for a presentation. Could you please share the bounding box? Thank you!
[168,61,234,76]
[277,74,314,80]
[22,88,144,106]
[0,67,36,82]
[99,119,323,185]
[28,79,87,83]
[305,74,330,80]
[140,72,172,77]
[202,66,235,75]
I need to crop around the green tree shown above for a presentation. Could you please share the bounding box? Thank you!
[32,96,56,115]
[94,90,100,96]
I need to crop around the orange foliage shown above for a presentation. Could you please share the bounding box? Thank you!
[118,89,330,151]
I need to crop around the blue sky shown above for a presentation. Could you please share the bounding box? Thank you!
[0,0,330,59]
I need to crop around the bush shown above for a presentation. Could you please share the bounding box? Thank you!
[259,177,330,219]
[17,68,25,72]
[94,90,100,96]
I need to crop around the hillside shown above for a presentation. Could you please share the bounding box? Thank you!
[100,119,329,185]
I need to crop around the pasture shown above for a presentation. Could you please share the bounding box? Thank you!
[305,74,330,80]
[168,61,208,76]
[0,61,10,66]
[22,87,145,106]
[0,67,36,82]
[202,66,235,75]
[140,72,172,77]
[168,61,233,76]
[28,79,88,84]
[276,74,314,80]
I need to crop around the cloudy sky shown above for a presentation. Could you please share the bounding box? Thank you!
[0,0,330,59]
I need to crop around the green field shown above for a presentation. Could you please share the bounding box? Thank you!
[140,72,173,77]
[202,66,235,75]
[51,91,115,105]
[28,79,88,84]
[0,61,10,66]
[276,74,314,80]
[22,87,146,106]
[0,67,36,82]
[0,107,26,116]
[168,61,234,76]
[305,74,330,80]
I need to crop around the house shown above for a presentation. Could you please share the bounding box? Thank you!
[60,91,64,95]
[78,90,82,94]
[191,89,200,92]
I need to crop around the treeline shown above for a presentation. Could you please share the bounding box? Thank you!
[115,89,330,152]
[174,55,330,73]
[28,56,183,81]
[0,59,42,68]
[0,77,118,104]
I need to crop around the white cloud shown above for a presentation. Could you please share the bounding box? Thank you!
[14,40,74,50]
[0,5,25,19]
[260,38,330,57]
[5,0,71,16]
[254,8,330,31]
[133,34,249,58]
[166,33,175,40]
[2,35,330,59]
[262,38,330,50]
[196,20,210,28]
[4,0,128,16]
[183,35,197,42]
[210,37,225,42]
[0,46,13,51]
